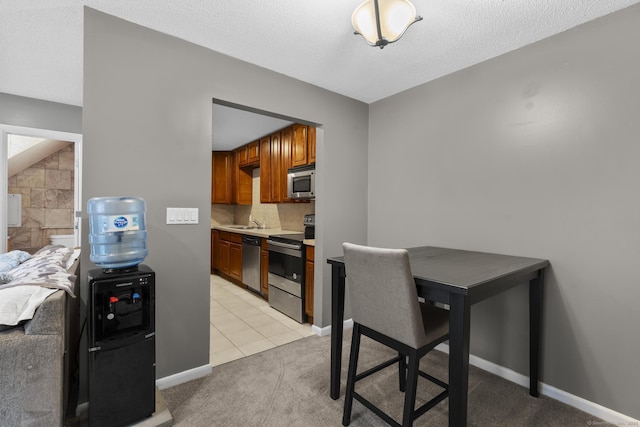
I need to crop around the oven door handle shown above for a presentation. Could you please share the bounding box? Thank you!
[266,240,302,250]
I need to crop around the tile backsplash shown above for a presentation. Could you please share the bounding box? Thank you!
[211,169,314,231]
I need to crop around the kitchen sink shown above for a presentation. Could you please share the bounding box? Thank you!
[227,225,257,230]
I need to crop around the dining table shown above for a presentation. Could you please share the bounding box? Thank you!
[327,245,549,427]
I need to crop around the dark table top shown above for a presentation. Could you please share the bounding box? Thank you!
[328,246,549,293]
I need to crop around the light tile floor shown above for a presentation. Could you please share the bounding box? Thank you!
[210,274,314,366]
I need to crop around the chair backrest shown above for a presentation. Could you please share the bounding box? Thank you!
[342,242,428,348]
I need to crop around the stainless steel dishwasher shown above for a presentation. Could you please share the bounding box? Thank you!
[241,235,261,293]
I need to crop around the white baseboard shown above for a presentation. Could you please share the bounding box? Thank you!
[434,343,638,425]
[155,364,212,390]
[313,318,354,337]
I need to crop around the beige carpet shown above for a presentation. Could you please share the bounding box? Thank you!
[162,330,600,426]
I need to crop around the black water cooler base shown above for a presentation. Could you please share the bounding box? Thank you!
[88,265,155,427]
[89,338,155,426]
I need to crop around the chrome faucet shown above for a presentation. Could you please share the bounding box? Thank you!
[250,217,264,229]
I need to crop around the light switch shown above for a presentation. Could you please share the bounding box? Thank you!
[166,207,199,224]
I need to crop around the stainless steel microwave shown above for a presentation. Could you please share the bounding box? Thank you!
[287,165,315,200]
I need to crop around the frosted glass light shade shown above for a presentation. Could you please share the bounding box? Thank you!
[352,0,422,48]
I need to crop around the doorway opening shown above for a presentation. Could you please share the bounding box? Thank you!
[209,99,319,365]
[1,125,82,253]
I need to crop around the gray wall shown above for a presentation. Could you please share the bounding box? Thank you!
[0,92,82,133]
[368,4,640,419]
[83,7,368,383]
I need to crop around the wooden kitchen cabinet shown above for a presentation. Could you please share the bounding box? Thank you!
[212,151,233,204]
[291,124,316,167]
[213,151,251,205]
[219,240,230,274]
[305,245,315,322]
[260,136,272,203]
[213,231,243,283]
[280,126,293,202]
[236,145,248,167]
[308,126,316,164]
[260,126,297,203]
[247,140,260,165]
[291,124,308,168]
[235,163,252,205]
[260,238,269,298]
[211,229,220,272]
[229,242,242,281]
[270,131,282,203]
[237,140,260,168]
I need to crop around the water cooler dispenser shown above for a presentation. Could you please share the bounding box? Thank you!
[87,197,156,426]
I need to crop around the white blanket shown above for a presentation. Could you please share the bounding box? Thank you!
[0,285,57,327]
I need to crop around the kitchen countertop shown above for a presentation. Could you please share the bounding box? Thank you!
[212,224,301,238]
[212,225,315,246]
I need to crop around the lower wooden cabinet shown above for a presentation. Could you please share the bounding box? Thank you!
[212,230,243,283]
[229,242,242,282]
[219,240,230,274]
[305,245,315,322]
[211,230,220,272]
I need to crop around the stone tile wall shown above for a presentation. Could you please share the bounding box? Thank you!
[7,145,75,253]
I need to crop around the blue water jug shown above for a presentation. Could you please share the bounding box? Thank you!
[87,197,148,269]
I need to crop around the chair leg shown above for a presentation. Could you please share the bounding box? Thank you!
[398,352,406,392]
[343,323,362,426]
[401,350,420,427]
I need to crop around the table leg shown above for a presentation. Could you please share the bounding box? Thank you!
[449,293,470,427]
[529,268,544,397]
[330,264,346,400]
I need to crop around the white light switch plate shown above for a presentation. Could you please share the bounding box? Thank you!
[166,208,199,224]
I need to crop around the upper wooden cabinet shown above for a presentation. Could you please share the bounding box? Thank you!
[270,131,282,203]
[219,123,316,205]
[291,124,317,167]
[308,126,316,165]
[260,126,297,203]
[280,126,293,203]
[237,140,260,167]
[259,136,272,203]
[236,145,248,167]
[212,151,251,205]
[212,151,233,204]
[247,140,260,165]
[235,163,252,205]
[291,124,308,168]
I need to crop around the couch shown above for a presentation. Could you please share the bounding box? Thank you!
[0,246,80,426]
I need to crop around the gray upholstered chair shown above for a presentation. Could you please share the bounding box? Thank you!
[342,242,449,427]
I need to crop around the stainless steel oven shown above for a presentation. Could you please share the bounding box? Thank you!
[267,233,306,323]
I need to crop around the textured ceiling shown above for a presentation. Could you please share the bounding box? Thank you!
[2,0,639,109]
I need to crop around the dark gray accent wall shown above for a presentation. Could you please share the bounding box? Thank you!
[83,7,368,383]
[367,4,640,419]
[0,92,82,133]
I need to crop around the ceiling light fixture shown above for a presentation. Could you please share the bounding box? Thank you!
[351,0,423,49]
